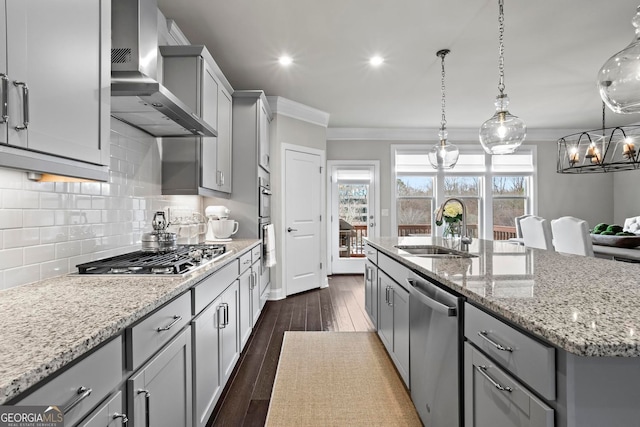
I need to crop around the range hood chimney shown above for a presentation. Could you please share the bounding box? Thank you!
[110,0,217,138]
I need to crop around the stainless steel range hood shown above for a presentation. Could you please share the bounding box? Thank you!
[110,0,217,138]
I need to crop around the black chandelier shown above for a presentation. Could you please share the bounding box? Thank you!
[557,103,640,173]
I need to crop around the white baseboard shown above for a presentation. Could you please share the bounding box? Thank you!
[268,287,286,301]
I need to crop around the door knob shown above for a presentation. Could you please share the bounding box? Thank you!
[287,227,298,232]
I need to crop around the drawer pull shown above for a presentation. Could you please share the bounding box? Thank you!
[243,259,251,265]
[157,315,182,332]
[137,389,151,427]
[0,74,7,123]
[112,412,129,425]
[62,386,92,413]
[476,365,512,392]
[367,251,375,255]
[478,330,513,352]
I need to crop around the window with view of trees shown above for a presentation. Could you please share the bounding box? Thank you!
[393,146,535,240]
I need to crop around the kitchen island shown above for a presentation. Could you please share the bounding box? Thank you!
[0,239,260,408]
[365,236,640,427]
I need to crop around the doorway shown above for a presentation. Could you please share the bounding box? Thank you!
[328,161,380,274]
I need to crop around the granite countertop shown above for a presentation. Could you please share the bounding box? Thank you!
[366,236,640,358]
[0,239,259,405]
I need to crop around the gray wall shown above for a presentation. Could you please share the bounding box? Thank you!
[614,170,640,224]
[271,114,328,297]
[327,139,615,234]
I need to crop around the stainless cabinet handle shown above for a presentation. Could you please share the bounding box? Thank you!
[0,74,7,123]
[478,330,514,352]
[157,315,182,332]
[224,302,229,326]
[287,227,297,232]
[13,81,28,130]
[367,251,375,255]
[217,305,225,329]
[62,386,92,413]
[365,265,370,281]
[476,365,512,392]
[388,286,394,307]
[137,389,151,427]
[112,412,129,425]
[243,259,251,265]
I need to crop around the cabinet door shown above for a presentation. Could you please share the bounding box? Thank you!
[238,269,253,351]
[377,271,394,354]
[258,100,270,171]
[128,327,192,427]
[251,263,261,325]
[464,342,554,427]
[364,261,378,328]
[220,281,240,384]
[79,390,127,427]
[6,0,107,164]
[392,281,410,386]
[0,0,7,145]
[192,300,222,427]
[216,85,232,193]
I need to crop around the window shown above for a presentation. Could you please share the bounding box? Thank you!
[392,145,535,240]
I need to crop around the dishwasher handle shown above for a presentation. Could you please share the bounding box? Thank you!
[407,278,457,317]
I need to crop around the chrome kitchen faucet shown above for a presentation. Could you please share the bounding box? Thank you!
[435,197,473,247]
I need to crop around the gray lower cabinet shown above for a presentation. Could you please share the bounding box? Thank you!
[377,270,410,387]
[219,281,240,386]
[239,267,253,350]
[127,326,192,427]
[464,342,554,427]
[79,390,127,427]
[15,337,123,427]
[364,260,377,327]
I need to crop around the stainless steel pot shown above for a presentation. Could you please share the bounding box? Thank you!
[141,231,178,253]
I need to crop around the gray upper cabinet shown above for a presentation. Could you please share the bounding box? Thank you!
[0,0,109,180]
[258,99,271,172]
[161,45,234,196]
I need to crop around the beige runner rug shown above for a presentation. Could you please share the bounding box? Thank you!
[265,331,422,427]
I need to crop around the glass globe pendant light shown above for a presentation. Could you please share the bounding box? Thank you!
[428,49,459,169]
[479,0,526,155]
[598,6,640,114]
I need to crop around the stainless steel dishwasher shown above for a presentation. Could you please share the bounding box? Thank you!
[408,272,463,427]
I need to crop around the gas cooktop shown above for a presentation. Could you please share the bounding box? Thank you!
[76,244,227,275]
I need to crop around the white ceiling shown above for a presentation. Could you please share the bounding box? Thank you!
[157,0,640,134]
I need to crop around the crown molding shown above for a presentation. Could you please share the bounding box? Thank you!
[326,127,584,142]
[266,96,330,128]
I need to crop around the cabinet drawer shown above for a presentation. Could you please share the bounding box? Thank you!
[239,251,252,274]
[378,252,410,291]
[364,242,377,263]
[251,244,262,263]
[193,259,239,314]
[17,337,123,427]
[464,342,554,427]
[127,292,191,371]
[465,303,555,400]
[78,389,126,427]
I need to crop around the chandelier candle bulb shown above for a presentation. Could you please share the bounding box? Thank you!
[623,142,636,157]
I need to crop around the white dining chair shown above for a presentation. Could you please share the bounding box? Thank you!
[520,216,554,250]
[550,216,594,256]
[515,214,533,239]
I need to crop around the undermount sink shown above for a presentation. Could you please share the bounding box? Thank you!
[394,245,477,258]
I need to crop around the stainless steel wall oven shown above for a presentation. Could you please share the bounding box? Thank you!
[258,175,271,218]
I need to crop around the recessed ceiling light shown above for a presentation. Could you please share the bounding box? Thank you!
[369,56,384,66]
[279,55,293,66]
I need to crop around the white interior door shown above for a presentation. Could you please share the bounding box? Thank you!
[284,148,322,296]
[329,162,379,274]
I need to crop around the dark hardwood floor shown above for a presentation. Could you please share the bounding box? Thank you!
[207,274,374,426]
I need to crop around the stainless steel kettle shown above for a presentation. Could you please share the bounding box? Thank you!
[141,211,178,252]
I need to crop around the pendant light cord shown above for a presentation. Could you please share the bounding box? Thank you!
[441,52,447,131]
[498,0,505,95]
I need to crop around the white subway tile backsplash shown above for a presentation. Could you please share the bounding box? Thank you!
[40,259,69,280]
[3,190,40,209]
[55,241,82,259]
[0,210,23,229]
[4,228,39,249]
[0,122,202,290]
[4,264,40,288]
[24,244,55,264]
[23,210,56,227]
[0,248,23,269]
